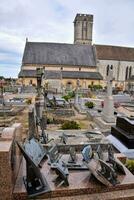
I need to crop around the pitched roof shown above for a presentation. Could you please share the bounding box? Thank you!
[22,42,96,67]
[95,44,134,61]
[18,70,103,80]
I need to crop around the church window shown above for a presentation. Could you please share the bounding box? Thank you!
[29,80,33,85]
[79,67,81,71]
[61,67,63,70]
[125,66,129,80]
[129,66,132,78]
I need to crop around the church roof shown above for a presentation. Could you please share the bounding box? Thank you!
[95,45,134,61]
[22,42,96,67]
[18,70,103,80]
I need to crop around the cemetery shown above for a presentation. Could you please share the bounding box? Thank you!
[0,65,134,200]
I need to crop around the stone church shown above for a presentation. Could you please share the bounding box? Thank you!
[18,13,134,91]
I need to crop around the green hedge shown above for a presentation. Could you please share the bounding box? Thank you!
[61,120,81,130]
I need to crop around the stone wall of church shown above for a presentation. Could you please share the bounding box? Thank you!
[97,59,134,88]
[22,64,96,72]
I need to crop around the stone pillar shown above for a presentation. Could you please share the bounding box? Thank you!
[28,105,37,139]
[102,65,115,123]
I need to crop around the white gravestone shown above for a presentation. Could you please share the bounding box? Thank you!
[102,65,115,123]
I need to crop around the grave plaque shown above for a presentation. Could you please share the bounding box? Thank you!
[53,162,69,187]
[59,133,68,144]
[68,147,77,163]
[98,159,119,186]
[17,141,50,197]
[82,145,93,163]
[48,145,61,164]
[107,144,125,174]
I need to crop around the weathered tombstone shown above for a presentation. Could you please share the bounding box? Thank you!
[39,116,48,144]
[17,141,50,197]
[59,133,68,144]
[75,79,80,105]
[82,145,93,163]
[28,105,37,139]
[53,162,69,187]
[48,145,61,164]
[98,159,119,186]
[68,147,77,163]
[102,65,115,123]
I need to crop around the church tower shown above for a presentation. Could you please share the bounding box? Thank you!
[74,14,93,45]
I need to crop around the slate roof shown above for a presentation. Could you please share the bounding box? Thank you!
[18,70,103,80]
[22,42,96,67]
[95,45,134,61]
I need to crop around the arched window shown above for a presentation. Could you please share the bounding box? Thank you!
[125,66,129,80]
[129,66,132,78]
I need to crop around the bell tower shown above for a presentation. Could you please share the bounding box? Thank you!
[74,13,93,45]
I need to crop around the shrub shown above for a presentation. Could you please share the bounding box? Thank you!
[62,91,75,102]
[125,159,134,174]
[61,120,81,130]
[88,84,103,90]
[26,98,32,104]
[85,101,94,109]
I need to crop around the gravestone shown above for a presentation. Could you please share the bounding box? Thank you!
[68,147,77,163]
[28,105,37,139]
[23,137,47,167]
[98,159,119,186]
[48,145,61,164]
[59,133,68,144]
[111,116,134,148]
[75,79,80,105]
[102,65,115,123]
[53,162,69,187]
[107,144,125,174]
[82,145,93,163]
[17,141,50,197]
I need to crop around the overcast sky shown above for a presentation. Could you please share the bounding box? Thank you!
[0,0,134,78]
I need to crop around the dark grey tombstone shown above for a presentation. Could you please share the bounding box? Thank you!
[28,106,37,139]
[53,162,69,187]
[39,116,48,144]
[48,145,61,164]
[98,159,119,186]
[16,141,50,197]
